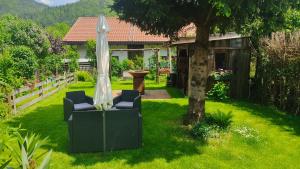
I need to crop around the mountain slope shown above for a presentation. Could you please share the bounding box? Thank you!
[0,0,46,17]
[0,0,116,26]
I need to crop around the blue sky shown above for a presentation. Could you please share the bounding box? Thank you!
[35,0,80,6]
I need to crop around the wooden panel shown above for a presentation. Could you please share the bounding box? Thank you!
[230,50,251,99]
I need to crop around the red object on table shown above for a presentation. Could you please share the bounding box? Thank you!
[129,71,149,95]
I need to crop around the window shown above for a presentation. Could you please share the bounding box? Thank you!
[215,53,226,70]
[127,44,144,59]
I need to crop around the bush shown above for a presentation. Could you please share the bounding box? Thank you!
[209,70,233,81]
[206,110,233,129]
[207,82,229,100]
[75,71,94,82]
[131,56,144,70]
[111,57,123,77]
[9,46,38,79]
[0,102,11,119]
[64,47,79,72]
[86,40,96,68]
[122,59,135,70]
[191,123,213,140]
[43,54,64,76]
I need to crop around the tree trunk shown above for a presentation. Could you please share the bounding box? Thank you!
[184,25,210,124]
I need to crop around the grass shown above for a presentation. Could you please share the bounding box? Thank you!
[1,79,300,169]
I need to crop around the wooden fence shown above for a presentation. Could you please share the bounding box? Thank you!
[7,73,74,114]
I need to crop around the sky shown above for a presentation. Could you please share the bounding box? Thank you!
[34,0,80,7]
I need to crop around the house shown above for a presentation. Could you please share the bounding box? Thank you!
[63,17,170,70]
[172,24,251,99]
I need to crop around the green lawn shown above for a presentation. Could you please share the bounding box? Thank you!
[1,80,300,169]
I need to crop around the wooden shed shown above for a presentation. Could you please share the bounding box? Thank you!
[172,32,251,99]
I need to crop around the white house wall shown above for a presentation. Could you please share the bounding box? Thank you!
[77,45,88,62]
[111,51,128,62]
[75,44,168,68]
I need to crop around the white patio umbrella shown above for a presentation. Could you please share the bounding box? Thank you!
[94,15,113,110]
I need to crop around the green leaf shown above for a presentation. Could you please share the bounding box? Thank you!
[0,159,12,169]
[37,150,52,169]
[21,145,29,169]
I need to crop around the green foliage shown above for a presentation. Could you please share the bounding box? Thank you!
[0,0,116,26]
[64,46,79,72]
[191,110,233,140]
[207,82,230,101]
[146,56,157,80]
[42,54,64,76]
[0,15,50,58]
[46,22,70,39]
[111,57,123,77]
[9,46,38,79]
[0,127,52,169]
[113,0,292,38]
[0,102,11,119]
[233,126,262,145]
[255,31,300,115]
[209,71,232,81]
[75,71,94,82]
[206,110,233,129]
[86,40,97,68]
[122,59,135,71]
[191,123,214,140]
[131,56,144,70]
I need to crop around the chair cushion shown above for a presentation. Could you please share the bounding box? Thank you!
[115,101,134,109]
[74,103,96,111]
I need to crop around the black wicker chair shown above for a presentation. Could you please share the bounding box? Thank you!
[68,110,104,153]
[113,90,141,112]
[67,108,142,153]
[63,91,95,121]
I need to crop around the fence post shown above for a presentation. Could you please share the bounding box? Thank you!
[7,92,17,114]
[155,49,160,84]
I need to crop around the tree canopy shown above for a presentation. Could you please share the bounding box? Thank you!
[113,0,298,124]
[113,0,296,38]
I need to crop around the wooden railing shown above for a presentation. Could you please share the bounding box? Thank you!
[7,73,74,114]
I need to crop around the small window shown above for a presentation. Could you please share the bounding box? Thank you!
[215,53,226,70]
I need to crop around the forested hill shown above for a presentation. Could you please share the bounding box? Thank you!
[0,0,116,26]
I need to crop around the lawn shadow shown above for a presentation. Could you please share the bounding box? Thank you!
[231,101,300,136]
[4,100,204,167]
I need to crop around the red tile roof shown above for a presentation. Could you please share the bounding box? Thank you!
[63,17,169,44]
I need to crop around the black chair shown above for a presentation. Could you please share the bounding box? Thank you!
[67,108,142,153]
[105,108,142,151]
[113,90,141,112]
[63,91,95,121]
[68,110,104,153]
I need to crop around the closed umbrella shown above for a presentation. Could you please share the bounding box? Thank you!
[94,15,113,110]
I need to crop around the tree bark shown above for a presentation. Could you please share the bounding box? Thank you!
[184,25,210,124]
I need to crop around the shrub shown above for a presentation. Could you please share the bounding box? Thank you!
[111,57,123,77]
[43,54,64,76]
[86,40,96,68]
[64,46,79,72]
[122,59,135,70]
[191,123,212,140]
[9,46,38,79]
[0,127,52,169]
[0,102,11,119]
[209,70,233,81]
[131,56,144,70]
[75,71,94,82]
[207,82,229,100]
[206,110,233,129]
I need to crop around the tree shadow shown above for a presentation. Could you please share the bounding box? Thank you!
[4,100,204,167]
[231,101,300,136]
